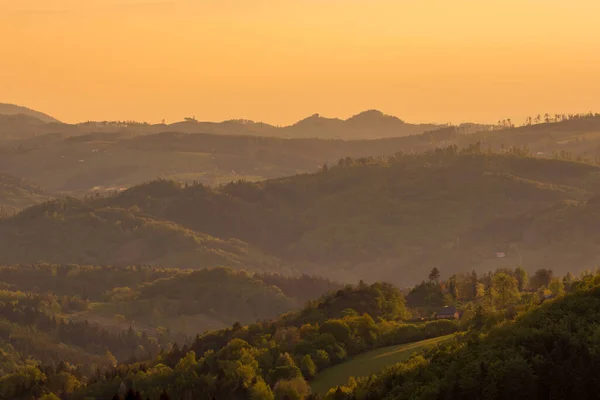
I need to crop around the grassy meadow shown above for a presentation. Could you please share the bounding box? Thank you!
[311,334,455,395]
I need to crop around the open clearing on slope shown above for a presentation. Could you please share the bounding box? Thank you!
[311,334,455,395]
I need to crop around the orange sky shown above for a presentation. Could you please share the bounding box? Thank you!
[1,0,600,125]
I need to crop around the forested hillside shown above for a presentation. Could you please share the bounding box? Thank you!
[0,265,341,381]
[18,280,444,400]
[0,198,287,272]
[97,149,600,283]
[2,262,591,400]
[327,275,600,400]
[2,149,600,283]
[0,173,52,216]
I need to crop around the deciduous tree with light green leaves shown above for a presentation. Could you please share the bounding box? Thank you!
[514,266,528,292]
[300,354,317,379]
[548,277,565,296]
[273,377,311,400]
[491,273,520,308]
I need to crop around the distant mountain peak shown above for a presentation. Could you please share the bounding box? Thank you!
[0,103,61,124]
[347,109,405,124]
[293,113,343,127]
[351,109,385,118]
[293,109,406,127]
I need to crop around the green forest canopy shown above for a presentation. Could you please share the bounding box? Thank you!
[326,274,600,400]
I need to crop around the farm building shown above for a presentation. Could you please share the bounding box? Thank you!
[435,306,459,319]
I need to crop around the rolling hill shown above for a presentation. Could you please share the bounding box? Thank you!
[0,129,451,193]
[87,151,600,282]
[278,110,441,139]
[3,150,600,284]
[0,264,342,370]
[0,107,441,143]
[330,281,600,400]
[88,110,441,140]
[74,266,317,337]
[0,173,52,215]
[1,108,600,195]
[0,103,60,123]
[0,119,446,192]
[0,197,288,272]
[0,114,69,142]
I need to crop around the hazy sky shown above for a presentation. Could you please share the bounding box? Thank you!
[2,0,600,125]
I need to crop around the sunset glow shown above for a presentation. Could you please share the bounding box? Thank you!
[2,0,600,124]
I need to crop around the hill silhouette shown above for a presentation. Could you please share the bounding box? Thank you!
[0,114,67,142]
[2,112,600,194]
[0,107,441,143]
[163,110,439,139]
[282,109,426,139]
[0,103,60,124]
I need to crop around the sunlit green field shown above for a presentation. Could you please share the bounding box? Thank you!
[311,334,455,395]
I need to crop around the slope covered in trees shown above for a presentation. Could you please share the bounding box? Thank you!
[93,150,600,283]
[72,281,436,400]
[468,195,600,271]
[21,263,586,400]
[1,260,592,399]
[0,265,341,382]
[0,198,285,271]
[457,112,600,161]
[0,277,420,399]
[327,275,600,400]
[2,150,600,283]
[0,173,52,216]
[122,267,300,329]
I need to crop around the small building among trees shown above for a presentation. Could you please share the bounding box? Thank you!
[435,306,459,319]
